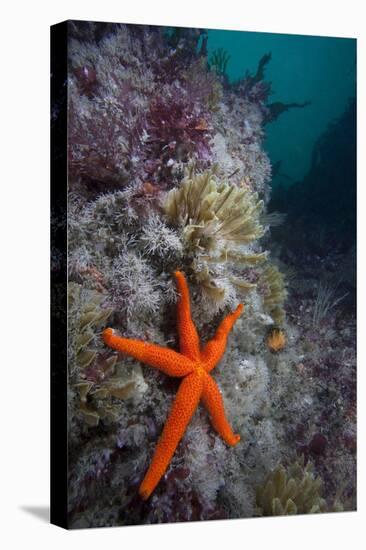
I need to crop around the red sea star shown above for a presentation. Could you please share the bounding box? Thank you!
[103,271,243,500]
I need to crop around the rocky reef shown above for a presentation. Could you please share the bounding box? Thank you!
[66,22,355,527]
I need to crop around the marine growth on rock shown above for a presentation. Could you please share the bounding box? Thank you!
[63,21,355,528]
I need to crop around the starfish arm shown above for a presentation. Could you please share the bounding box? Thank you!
[139,372,203,500]
[201,304,244,372]
[103,328,194,377]
[174,271,200,360]
[201,373,240,446]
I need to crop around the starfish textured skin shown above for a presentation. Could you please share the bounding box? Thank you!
[103,271,243,500]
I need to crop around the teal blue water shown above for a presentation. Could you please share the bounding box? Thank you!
[207,29,356,186]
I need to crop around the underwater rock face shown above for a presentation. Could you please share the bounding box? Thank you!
[66,22,356,527]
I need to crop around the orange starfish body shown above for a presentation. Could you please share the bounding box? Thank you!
[103,271,243,500]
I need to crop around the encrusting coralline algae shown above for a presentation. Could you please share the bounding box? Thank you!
[66,22,355,527]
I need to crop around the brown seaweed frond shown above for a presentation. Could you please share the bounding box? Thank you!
[255,458,344,516]
[260,264,287,326]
